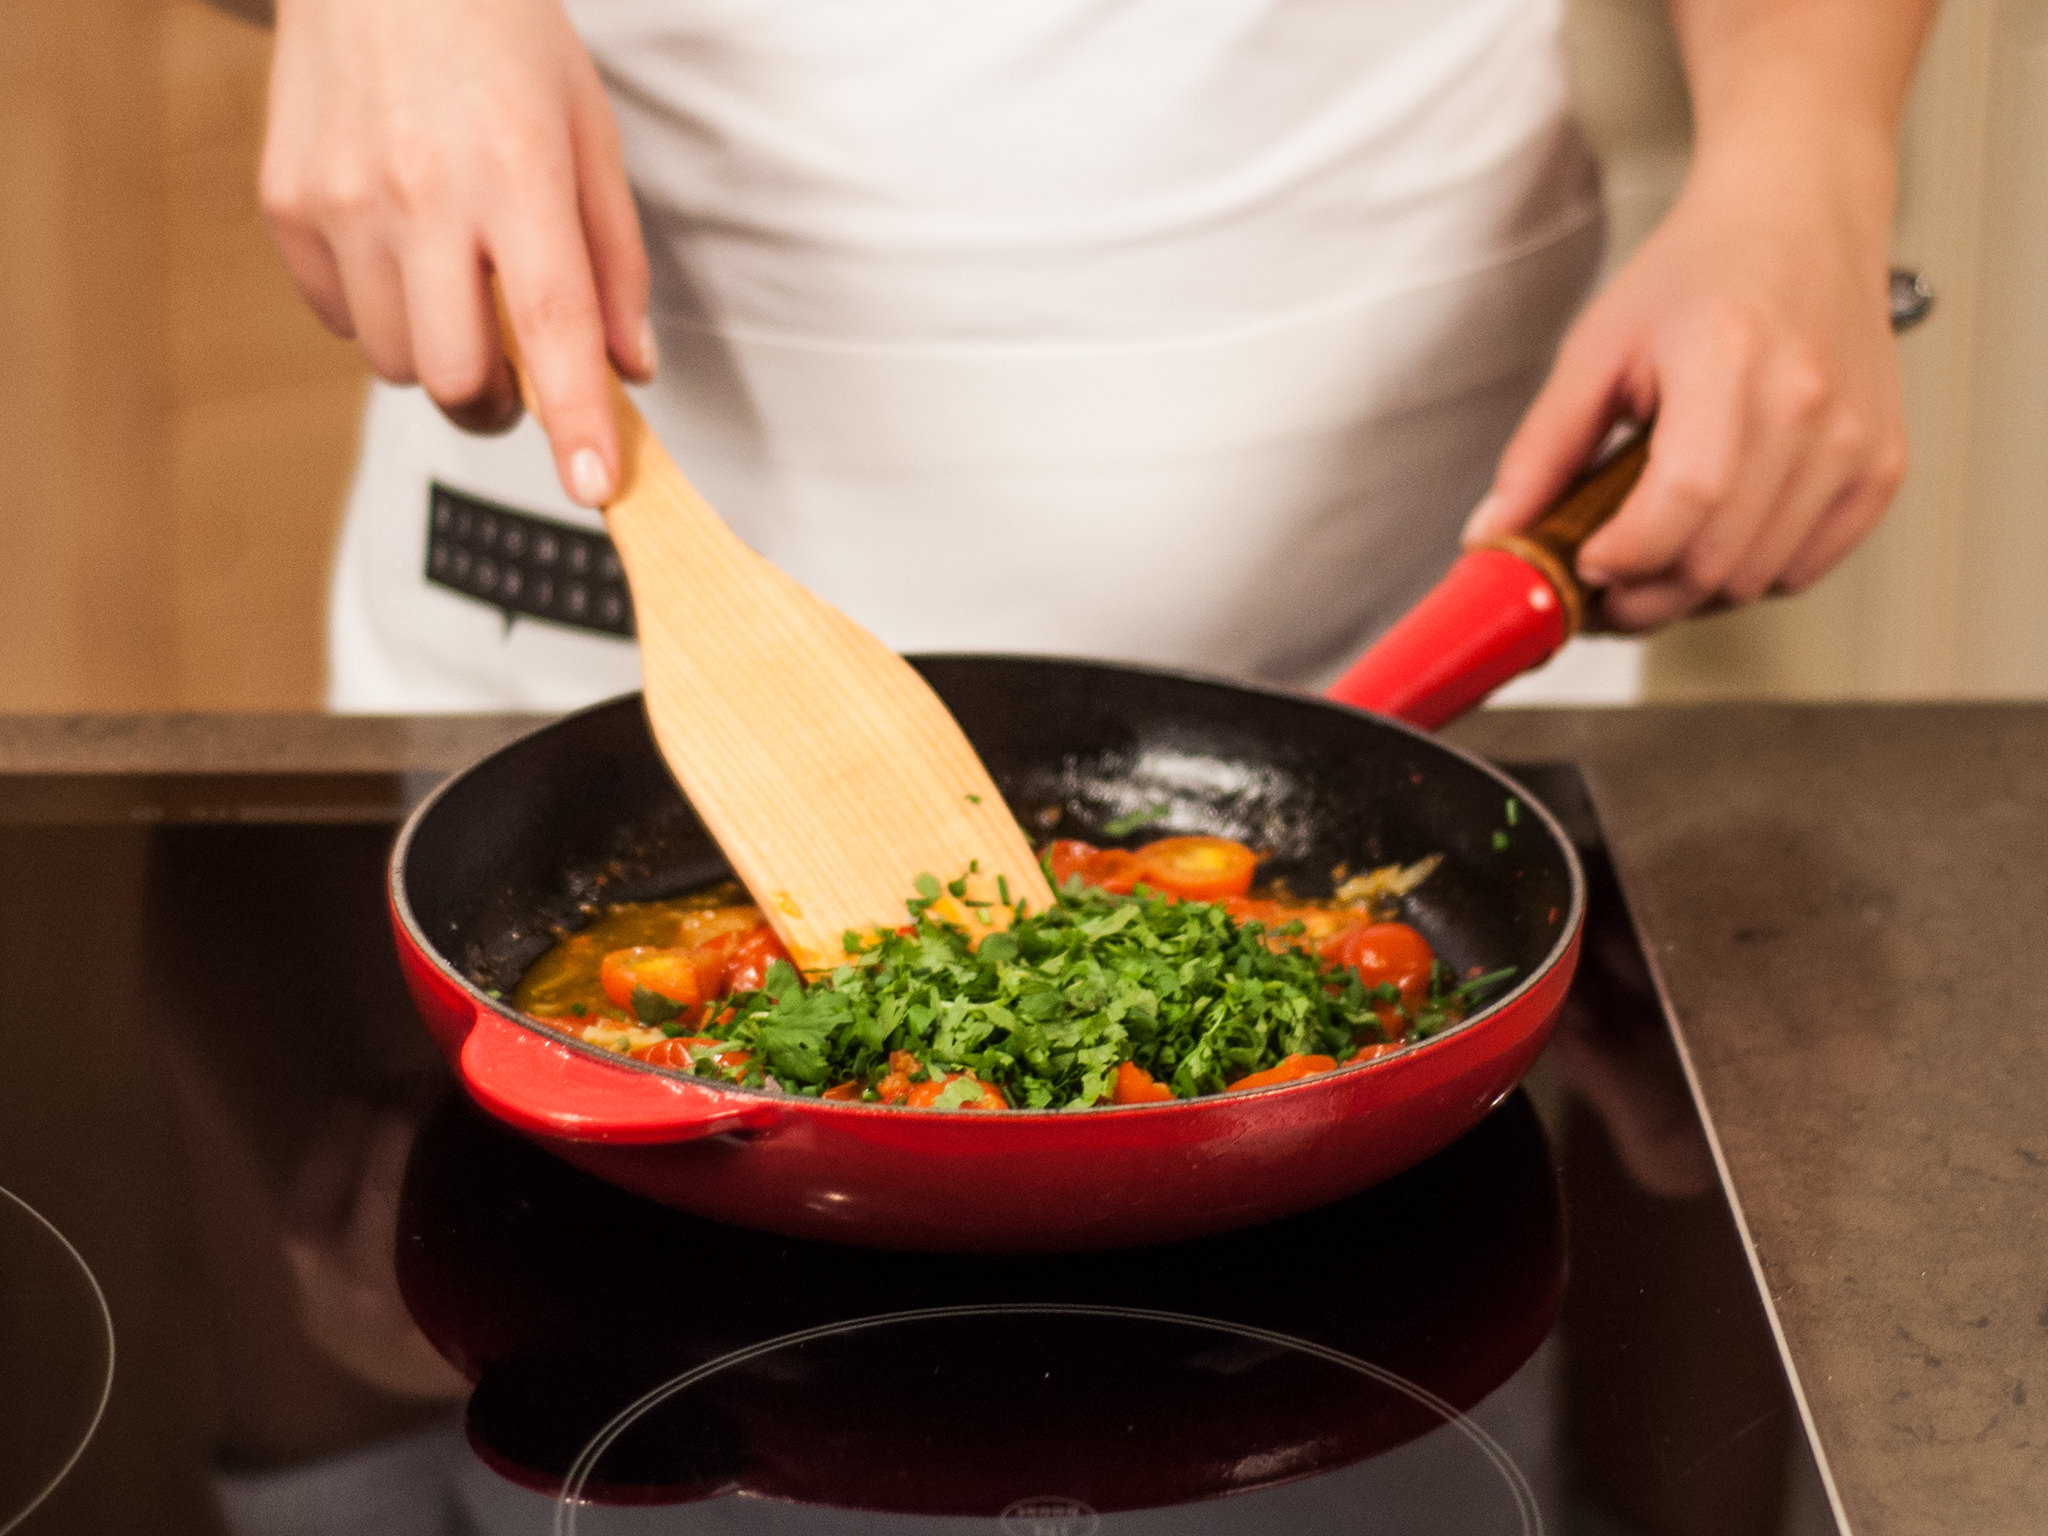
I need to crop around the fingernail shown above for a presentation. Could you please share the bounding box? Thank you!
[636,316,659,377]
[1462,493,1501,542]
[570,447,613,506]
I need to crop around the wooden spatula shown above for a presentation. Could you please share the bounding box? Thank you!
[501,332,1056,971]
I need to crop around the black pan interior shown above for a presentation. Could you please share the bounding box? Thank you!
[397,657,1580,1021]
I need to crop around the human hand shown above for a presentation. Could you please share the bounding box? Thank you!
[1465,135,1908,632]
[261,0,652,506]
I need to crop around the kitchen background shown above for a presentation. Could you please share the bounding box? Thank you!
[3,0,2044,712]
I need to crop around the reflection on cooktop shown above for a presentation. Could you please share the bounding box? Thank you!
[0,760,1840,1535]
[399,1084,1562,1523]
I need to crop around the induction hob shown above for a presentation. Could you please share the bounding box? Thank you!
[0,762,1836,1536]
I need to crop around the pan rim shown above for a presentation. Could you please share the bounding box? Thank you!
[390,653,1587,1119]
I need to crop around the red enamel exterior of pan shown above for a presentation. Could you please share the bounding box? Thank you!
[391,657,1583,1252]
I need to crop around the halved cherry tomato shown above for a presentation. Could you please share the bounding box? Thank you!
[1133,836,1258,903]
[1080,848,1142,895]
[725,925,793,993]
[904,1072,1007,1110]
[1044,840,1144,896]
[874,1050,922,1105]
[1224,1053,1337,1092]
[1319,922,1435,1011]
[632,1035,751,1072]
[1347,1041,1402,1065]
[1045,840,1098,888]
[1111,1060,1174,1104]
[599,946,701,1011]
[821,1081,864,1101]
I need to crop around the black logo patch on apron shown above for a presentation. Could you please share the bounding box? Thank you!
[424,482,635,638]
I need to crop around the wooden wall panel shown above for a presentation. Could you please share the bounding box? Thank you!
[0,0,177,710]
[160,0,365,709]
[0,0,363,713]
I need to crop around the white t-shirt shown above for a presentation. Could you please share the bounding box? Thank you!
[328,0,1601,711]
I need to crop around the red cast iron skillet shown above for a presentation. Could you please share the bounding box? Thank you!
[391,655,1583,1252]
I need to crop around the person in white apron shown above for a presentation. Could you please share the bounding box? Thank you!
[261,0,1933,713]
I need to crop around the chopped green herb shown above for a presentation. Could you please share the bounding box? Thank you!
[1101,803,1172,839]
[630,985,686,1026]
[1456,965,1517,1003]
[691,878,1509,1109]
[1490,829,1511,852]
[1504,796,1521,827]
[928,1076,989,1111]
[998,874,1012,907]
[965,794,982,804]
[946,876,969,899]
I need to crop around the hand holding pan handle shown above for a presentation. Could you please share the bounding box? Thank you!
[1326,268,1934,729]
[459,1008,781,1144]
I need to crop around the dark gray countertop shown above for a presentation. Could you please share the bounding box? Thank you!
[1447,703,2048,1536]
[4,704,2042,1533]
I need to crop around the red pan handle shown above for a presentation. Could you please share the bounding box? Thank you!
[1325,426,1649,729]
[459,1008,782,1144]
[1326,268,1936,729]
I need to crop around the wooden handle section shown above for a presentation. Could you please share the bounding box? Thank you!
[1472,425,1650,639]
[491,293,1057,968]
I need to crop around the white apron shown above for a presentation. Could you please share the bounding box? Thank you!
[327,0,1602,712]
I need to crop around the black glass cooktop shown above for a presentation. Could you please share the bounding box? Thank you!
[0,763,1838,1536]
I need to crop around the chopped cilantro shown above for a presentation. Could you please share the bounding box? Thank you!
[928,1076,989,1110]
[630,985,686,1026]
[690,879,1510,1109]
[1490,829,1511,852]
[1504,796,1521,827]
[1101,803,1172,839]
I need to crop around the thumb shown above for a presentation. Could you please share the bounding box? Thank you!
[1464,325,1637,546]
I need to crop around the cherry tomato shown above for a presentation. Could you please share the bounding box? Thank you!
[904,1072,1007,1110]
[1132,836,1258,903]
[1080,848,1142,895]
[1347,1041,1402,1065]
[725,925,793,993]
[1043,839,1146,895]
[599,947,701,1011]
[1319,922,1435,1011]
[1111,1060,1174,1104]
[821,1081,864,1101]
[874,1050,923,1105]
[1045,840,1099,888]
[633,1035,751,1072]
[1224,1053,1337,1092]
